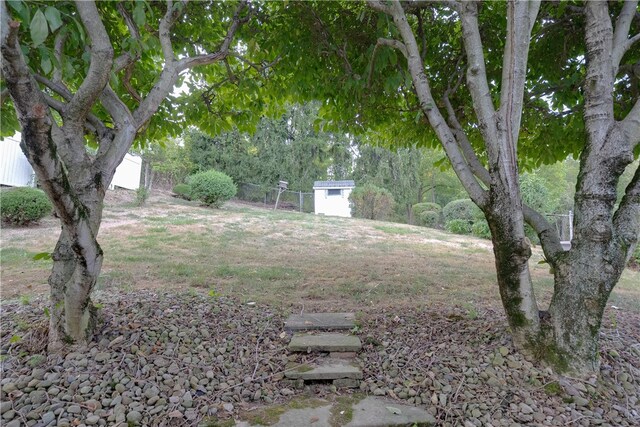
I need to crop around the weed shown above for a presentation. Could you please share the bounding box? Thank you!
[20,295,31,305]
[374,225,414,235]
[27,354,47,367]
[544,381,562,396]
[148,226,168,233]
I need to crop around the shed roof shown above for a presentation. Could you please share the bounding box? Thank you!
[313,180,356,189]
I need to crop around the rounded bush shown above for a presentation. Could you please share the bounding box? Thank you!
[0,187,52,225]
[418,210,440,228]
[412,202,442,226]
[443,199,482,223]
[471,220,492,239]
[445,219,474,235]
[172,183,192,200]
[187,170,236,207]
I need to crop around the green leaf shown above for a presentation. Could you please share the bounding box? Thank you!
[7,0,30,22]
[30,9,49,47]
[33,252,52,261]
[44,6,63,32]
[9,335,21,344]
[41,56,52,74]
[133,2,146,27]
[43,307,50,318]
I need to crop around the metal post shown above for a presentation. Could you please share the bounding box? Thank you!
[299,191,303,212]
[569,210,573,241]
[274,190,282,211]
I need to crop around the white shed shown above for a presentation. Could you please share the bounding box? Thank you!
[313,180,355,218]
[109,153,142,190]
[0,134,35,187]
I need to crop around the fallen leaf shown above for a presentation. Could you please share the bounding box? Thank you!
[386,406,402,415]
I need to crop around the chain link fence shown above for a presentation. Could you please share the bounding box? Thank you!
[236,182,314,213]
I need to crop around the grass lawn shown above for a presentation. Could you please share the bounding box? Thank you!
[2,190,639,315]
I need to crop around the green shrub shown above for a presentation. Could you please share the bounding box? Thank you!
[443,199,482,223]
[0,187,52,225]
[172,183,192,200]
[418,210,440,228]
[412,202,442,226]
[445,219,474,235]
[187,170,236,207]
[135,187,149,206]
[349,183,395,220]
[471,220,492,239]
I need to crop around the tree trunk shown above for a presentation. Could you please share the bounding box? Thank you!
[545,259,616,374]
[47,197,104,351]
[485,192,541,349]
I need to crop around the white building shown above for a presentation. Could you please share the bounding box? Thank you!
[1,132,141,190]
[0,134,35,187]
[313,180,355,217]
[109,154,142,191]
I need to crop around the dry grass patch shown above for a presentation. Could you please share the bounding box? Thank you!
[1,190,638,315]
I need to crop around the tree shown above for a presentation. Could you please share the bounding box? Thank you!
[184,103,354,191]
[0,0,255,350]
[365,0,640,374]
[265,0,639,374]
[352,145,467,222]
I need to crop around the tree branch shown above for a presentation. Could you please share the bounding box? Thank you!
[612,0,639,72]
[66,1,114,125]
[374,0,488,207]
[34,74,73,100]
[622,96,640,148]
[459,1,499,153]
[158,0,182,65]
[366,0,394,15]
[612,162,640,267]
[53,31,68,83]
[113,0,143,107]
[176,0,249,72]
[441,59,563,261]
[378,37,408,59]
[583,1,615,143]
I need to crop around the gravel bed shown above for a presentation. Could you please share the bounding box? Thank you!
[1,291,289,426]
[1,291,638,426]
[358,306,640,426]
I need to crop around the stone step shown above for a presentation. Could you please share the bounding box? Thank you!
[284,359,363,380]
[284,313,355,331]
[288,333,362,353]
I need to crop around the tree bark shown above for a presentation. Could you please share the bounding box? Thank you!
[484,190,541,348]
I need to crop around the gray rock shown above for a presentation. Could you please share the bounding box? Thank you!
[41,411,56,425]
[85,415,100,425]
[94,352,110,362]
[346,396,436,426]
[127,410,143,424]
[0,401,13,415]
[519,403,534,414]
